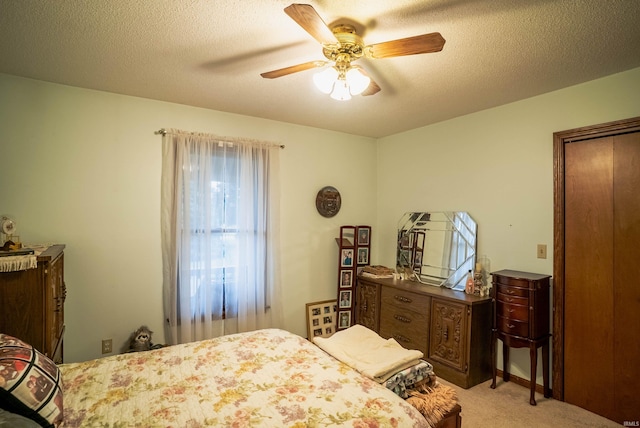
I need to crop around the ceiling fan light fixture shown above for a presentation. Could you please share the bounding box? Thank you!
[313,67,339,94]
[345,68,370,95]
[314,65,369,100]
[330,79,351,101]
[262,4,446,100]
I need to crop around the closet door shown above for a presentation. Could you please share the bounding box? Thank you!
[563,132,640,423]
[612,132,640,421]
[564,136,615,420]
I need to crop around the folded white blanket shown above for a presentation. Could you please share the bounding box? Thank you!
[313,324,424,383]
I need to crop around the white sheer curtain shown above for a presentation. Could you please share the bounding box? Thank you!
[161,129,283,345]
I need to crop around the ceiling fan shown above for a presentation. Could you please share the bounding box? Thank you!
[260,3,446,100]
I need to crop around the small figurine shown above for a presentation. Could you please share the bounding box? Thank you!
[474,271,484,296]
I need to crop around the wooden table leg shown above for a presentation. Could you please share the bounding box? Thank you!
[529,344,537,405]
[502,343,510,382]
[490,330,497,389]
[542,340,550,398]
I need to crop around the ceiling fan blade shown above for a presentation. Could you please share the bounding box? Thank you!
[366,32,445,59]
[284,4,338,45]
[353,66,381,96]
[260,60,326,79]
[361,79,381,96]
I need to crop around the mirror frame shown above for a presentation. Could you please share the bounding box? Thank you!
[396,211,477,290]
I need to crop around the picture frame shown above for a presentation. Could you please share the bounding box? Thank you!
[414,251,423,266]
[338,310,352,329]
[340,269,353,288]
[399,232,410,249]
[357,226,371,246]
[339,226,356,246]
[339,290,352,308]
[340,248,354,267]
[305,299,337,339]
[357,247,369,265]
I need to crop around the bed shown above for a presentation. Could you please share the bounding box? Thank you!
[1,329,461,427]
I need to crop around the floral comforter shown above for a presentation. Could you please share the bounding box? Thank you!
[59,329,429,427]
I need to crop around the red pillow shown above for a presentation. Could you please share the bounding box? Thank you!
[0,334,63,427]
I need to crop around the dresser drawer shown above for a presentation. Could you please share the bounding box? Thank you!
[381,286,430,311]
[497,284,528,298]
[496,301,529,322]
[497,292,528,306]
[379,306,428,352]
[498,315,529,337]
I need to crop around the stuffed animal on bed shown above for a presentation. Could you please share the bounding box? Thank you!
[126,326,167,353]
[126,325,153,352]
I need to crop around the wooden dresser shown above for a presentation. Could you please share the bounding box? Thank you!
[490,269,551,405]
[0,244,66,363]
[356,275,492,388]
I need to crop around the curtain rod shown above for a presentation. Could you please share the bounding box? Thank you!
[155,128,285,149]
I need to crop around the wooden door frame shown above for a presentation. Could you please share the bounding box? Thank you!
[552,116,640,401]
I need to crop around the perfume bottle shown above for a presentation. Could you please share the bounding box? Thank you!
[465,269,474,294]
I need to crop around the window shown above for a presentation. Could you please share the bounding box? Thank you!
[161,130,282,344]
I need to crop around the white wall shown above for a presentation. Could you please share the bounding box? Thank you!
[376,66,640,385]
[0,73,377,362]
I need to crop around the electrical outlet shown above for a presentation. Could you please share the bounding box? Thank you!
[101,339,112,354]
[537,244,547,259]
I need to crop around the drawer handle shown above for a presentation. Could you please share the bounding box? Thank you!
[394,295,413,303]
[394,315,411,323]
[508,308,515,313]
[393,334,410,343]
[507,324,516,329]
[506,289,515,294]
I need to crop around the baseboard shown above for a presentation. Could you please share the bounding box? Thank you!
[495,369,553,396]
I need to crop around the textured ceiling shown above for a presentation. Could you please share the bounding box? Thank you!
[1,0,640,138]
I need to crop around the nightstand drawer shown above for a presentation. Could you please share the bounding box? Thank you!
[494,275,530,288]
[498,315,528,337]
[497,301,529,322]
[497,292,528,306]
[497,284,528,298]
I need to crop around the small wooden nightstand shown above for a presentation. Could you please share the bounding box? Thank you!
[490,269,551,405]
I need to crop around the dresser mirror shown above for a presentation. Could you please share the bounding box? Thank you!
[396,212,477,289]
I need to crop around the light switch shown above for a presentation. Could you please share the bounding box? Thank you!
[537,244,547,259]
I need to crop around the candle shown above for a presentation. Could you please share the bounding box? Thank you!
[475,262,482,272]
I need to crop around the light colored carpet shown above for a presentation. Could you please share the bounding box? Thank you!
[437,378,620,427]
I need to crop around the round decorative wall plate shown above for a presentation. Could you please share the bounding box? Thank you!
[316,186,341,218]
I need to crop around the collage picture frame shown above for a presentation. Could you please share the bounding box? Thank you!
[305,299,337,339]
[334,225,372,332]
